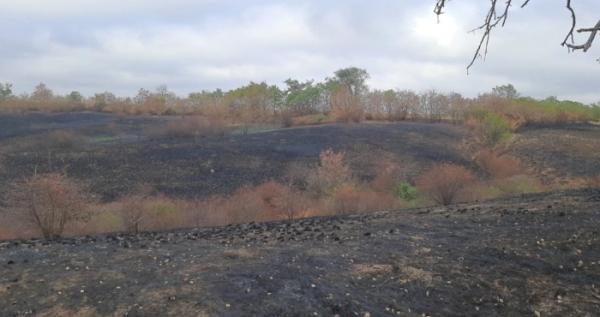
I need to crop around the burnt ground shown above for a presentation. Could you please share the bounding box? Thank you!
[1,189,599,316]
[510,124,600,185]
[0,112,469,200]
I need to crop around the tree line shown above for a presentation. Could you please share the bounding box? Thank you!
[0,67,598,126]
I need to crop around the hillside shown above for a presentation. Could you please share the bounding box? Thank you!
[1,189,599,316]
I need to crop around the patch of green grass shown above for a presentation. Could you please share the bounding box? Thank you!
[91,135,119,143]
[394,181,418,201]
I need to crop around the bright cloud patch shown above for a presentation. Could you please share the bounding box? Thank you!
[0,1,598,102]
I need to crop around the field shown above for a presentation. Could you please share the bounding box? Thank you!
[1,112,600,316]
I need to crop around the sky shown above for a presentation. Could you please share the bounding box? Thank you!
[0,0,599,103]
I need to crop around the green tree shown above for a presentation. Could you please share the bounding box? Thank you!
[284,79,322,114]
[492,84,519,100]
[328,67,370,96]
[0,82,13,101]
[67,91,83,103]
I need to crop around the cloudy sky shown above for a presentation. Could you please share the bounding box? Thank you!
[0,0,598,102]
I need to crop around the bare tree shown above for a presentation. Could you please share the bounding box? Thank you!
[118,184,153,233]
[434,0,600,70]
[8,173,91,239]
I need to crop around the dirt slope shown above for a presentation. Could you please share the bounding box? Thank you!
[1,189,599,316]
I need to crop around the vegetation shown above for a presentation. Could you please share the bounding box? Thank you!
[416,163,475,205]
[0,68,598,240]
[1,69,597,134]
[6,173,92,239]
[0,140,586,240]
[394,181,418,201]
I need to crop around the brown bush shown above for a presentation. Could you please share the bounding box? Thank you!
[307,149,353,197]
[7,173,92,239]
[416,163,475,205]
[370,159,404,193]
[272,188,309,220]
[475,149,523,179]
[157,116,228,138]
[117,185,153,233]
[332,184,400,214]
[224,186,267,224]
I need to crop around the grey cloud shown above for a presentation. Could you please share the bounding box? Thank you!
[0,1,598,102]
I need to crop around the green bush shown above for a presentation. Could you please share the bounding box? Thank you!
[482,112,512,146]
[394,181,417,201]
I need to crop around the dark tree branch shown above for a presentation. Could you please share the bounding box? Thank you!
[561,0,577,46]
[434,0,599,71]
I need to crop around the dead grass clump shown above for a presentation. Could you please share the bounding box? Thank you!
[494,175,544,195]
[416,163,475,205]
[42,129,87,150]
[399,266,435,286]
[585,176,600,188]
[7,173,92,239]
[351,264,394,276]
[223,248,258,259]
[475,149,523,179]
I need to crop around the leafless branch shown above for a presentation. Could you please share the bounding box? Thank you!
[434,0,599,71]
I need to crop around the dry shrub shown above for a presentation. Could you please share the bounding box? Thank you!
[223,181,311,223]
[493,175,544,196]
[117,185,153,233]
[7,173,92,239]
[475,149,523,179]
[330,87,364,123]
[332,184,400,214]
[158,116,227,138]
[254,181,311,221]
[370,159,404,193]
[416,163,475,205]
[42,129,86,150]
[272,187,310,221]
[224,186,266,224]
[585,176,600,188]
[307,149,353,197]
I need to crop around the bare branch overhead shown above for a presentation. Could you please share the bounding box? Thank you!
[434,0,600,71]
